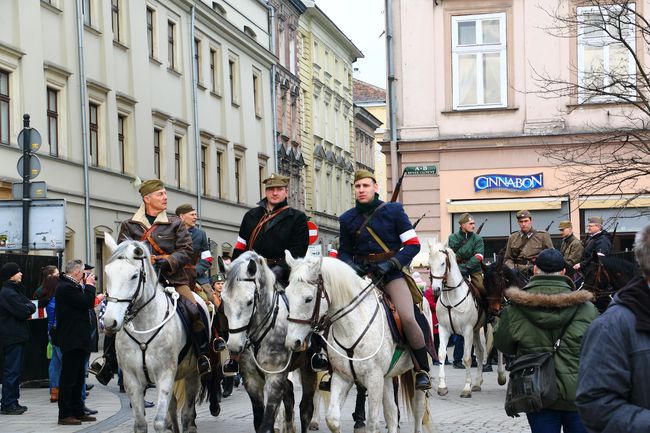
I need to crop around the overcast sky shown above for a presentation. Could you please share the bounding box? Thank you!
[315,0,387,89]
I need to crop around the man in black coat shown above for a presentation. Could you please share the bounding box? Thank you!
[574,216,613,272]
[0,262,36,415]
[55,259,97,426]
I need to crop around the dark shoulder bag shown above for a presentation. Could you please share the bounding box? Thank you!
[504,308,578,417]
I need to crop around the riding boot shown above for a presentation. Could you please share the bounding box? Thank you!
[222,376,234,398]
[187,302,211,376]
[89,334,117,385]
[412,347,432,391]
[307,334,330,372]
[352,384,367,429]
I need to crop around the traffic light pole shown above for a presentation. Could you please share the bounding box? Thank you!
[21,114,31,254]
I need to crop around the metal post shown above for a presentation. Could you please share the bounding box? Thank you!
[21,114,31,254]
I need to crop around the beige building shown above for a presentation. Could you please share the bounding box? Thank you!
[0,0,274,271]
[298,1,362,250]
[389,0,650,262]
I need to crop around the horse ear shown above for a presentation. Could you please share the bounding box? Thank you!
[427,238,435,251]
[105,233,118,253]
[285,250,297,268]
[247,258,257,276]
[217,256,229,274]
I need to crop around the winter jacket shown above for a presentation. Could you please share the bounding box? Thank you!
[504,229,553,273]
[560,234,584,268]
[576,276,650,432]
[55,274,96,353]
[448,231,484,275]
[190,226,212,286]
[0,281,36,346]
[494,274,597,411]
[580,231,612,268]
[119,204,193,286]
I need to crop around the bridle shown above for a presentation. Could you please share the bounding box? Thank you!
[429,249,464,291]
[105,254,155,324]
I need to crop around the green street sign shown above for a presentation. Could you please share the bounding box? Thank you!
[404,165,437,176]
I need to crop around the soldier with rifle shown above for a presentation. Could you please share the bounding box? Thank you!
[504,210,553,277]
[448,213,486,297]
[558,221,583,275]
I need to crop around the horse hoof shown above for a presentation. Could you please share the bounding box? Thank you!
[437,387,448,396]
[471,385,481,392]
[498,376,507,386]
[460,391,472,398]
[309,421,319,431]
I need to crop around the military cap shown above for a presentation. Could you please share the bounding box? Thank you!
[175,203,195,216]
[535,249,565,273]
[458,213,474,225]
[516,209,532,220]
[354,169,376,183]
[263,173,290,188]
[588,216,604,225]
[221,242,233,256]
[139,179,165,197]
[211,273,226,284]
[558,221,572,229]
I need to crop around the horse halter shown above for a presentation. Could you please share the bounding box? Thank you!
[227,277,259,335]
[429,249,465,291]
[105,255,153,324]
[287,274,331,333]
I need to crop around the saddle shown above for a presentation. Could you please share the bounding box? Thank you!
[176,296,210,363]
[381,295,437,362]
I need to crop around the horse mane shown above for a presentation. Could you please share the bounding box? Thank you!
[291,256,364,307]
[225,251,274,294]
[600,256,640,276]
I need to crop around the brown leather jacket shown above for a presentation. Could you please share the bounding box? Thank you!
[118,204,193,286]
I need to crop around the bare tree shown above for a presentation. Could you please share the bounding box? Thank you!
[533,0,650,205]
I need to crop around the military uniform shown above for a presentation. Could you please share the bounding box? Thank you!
[504,230,554,273]
[448,230,485,292]
[560,234,583,268]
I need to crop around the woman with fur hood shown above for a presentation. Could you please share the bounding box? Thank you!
[494,248,598,433]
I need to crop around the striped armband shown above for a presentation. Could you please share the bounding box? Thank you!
[399,229,420,246]
[234,236,247,251]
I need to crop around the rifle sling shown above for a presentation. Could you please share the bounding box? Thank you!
[354,202,388,246]
[247,206,289,251]
[140,224,167,256]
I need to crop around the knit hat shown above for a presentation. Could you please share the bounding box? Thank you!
[558,221,572,229]
[175,203,195,216]
[262,173,289,188]
[139,179,165,197]
[458,213,473,225]
[354,170,376,183]
[535,249,565,273]
[1,262,21,282]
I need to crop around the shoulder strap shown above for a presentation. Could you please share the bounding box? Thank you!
[366,226,390,253]
[554,307,580,352]
[247,206,289,251]
[140,224,166,256]
[354,202,388,245]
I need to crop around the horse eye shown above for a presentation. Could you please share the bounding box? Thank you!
[305,296,313,303]
[131,274,138,280]
[246,299,253,306]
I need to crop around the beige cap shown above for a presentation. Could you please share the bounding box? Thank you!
[139,179,165,197]
[263,173,290,188]
[558,221,572,229]
[516,209,532,220]
[458,213,474,225]
[354,169,376,183]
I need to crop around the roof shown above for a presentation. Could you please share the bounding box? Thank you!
[353,78,386,104]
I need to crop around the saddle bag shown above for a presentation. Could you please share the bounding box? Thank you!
[504,351,558,417]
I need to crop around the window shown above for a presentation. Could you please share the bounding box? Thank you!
[235,157,241,202]
[89,103,99,166]
[210,47,221,93]
[258,165,265,198]
[146,7,155,59]
[194,38,202,84]
[111,0,121,41]
[577,5,636,103]
[117,115,126,173]
[168,21,176,69]
[0,70,9,145]
[46,87,58,156]
[289,38,296,74]
[228,55,239,105]
[451,13,507,110]
[153,128,161,178]
[83,0,91,27]
[201,145,207,194]
[174,136,181,188]
[253,71,262,117]
[216,150,223,199]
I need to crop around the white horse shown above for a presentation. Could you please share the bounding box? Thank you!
[220,251,317,433]
[103,234,210,433]
[428,240,485,398]
[284,251,432,433]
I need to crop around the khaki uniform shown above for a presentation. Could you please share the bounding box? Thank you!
[560,234,584,267]
[504,229,554,273]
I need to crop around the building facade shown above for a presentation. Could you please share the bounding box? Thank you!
[389,0,650,264]
[0,0,274,272]
[298,1,362,251]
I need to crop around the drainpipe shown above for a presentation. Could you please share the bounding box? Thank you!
[385,0,399,191]
[257,0,277,173]
[190,6,202,226]
[75,0,91,263]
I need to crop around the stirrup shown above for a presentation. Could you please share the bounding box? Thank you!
[414,371,431,391]
[318,374,331,392]
[88,356,113,386]
[222,359,239,377]
[198,355,212,376]
[311,353,330,372]
[212,337,226,352]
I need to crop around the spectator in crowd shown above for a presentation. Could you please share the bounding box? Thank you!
[55,260,97,426]
[33,265,59,306]
[576,224,650,431]
[494,249,597,433]
[423,285,441,365]
[42,266,62,403]
[80,264,101,416]
[0,262,36,415]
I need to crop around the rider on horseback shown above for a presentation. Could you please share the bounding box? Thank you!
[448,213,486,299]
[338,170,431,391]
[92,179,211,380]
[504,210,553,278]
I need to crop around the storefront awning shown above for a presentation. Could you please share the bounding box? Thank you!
[447,197,566,213]
[578,195,650,209]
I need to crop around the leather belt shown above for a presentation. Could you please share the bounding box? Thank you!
[355,250,397,263]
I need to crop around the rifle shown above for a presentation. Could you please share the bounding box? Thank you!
[544,220,554,232]
[389,168,407,203]
[610,222,619,245]
[476,218,488,235]
[412,211,428,229]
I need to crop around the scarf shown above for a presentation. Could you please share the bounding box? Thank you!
[355,193,381,214]
[617,275,650,332]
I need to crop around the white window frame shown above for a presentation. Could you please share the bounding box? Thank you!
[576,4,636,103]
[451,12,507,110]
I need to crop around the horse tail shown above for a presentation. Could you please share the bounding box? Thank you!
[173,379,186,410]
[399,371,414,421]
[485,322,494,355]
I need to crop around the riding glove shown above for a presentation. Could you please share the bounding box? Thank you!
[350,262,368,277]
[154,258,172,273]
[376,258,400,276]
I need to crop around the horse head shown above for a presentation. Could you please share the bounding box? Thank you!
[102,233,154,334]
[427,239,451,294]
[221,251,274,355]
